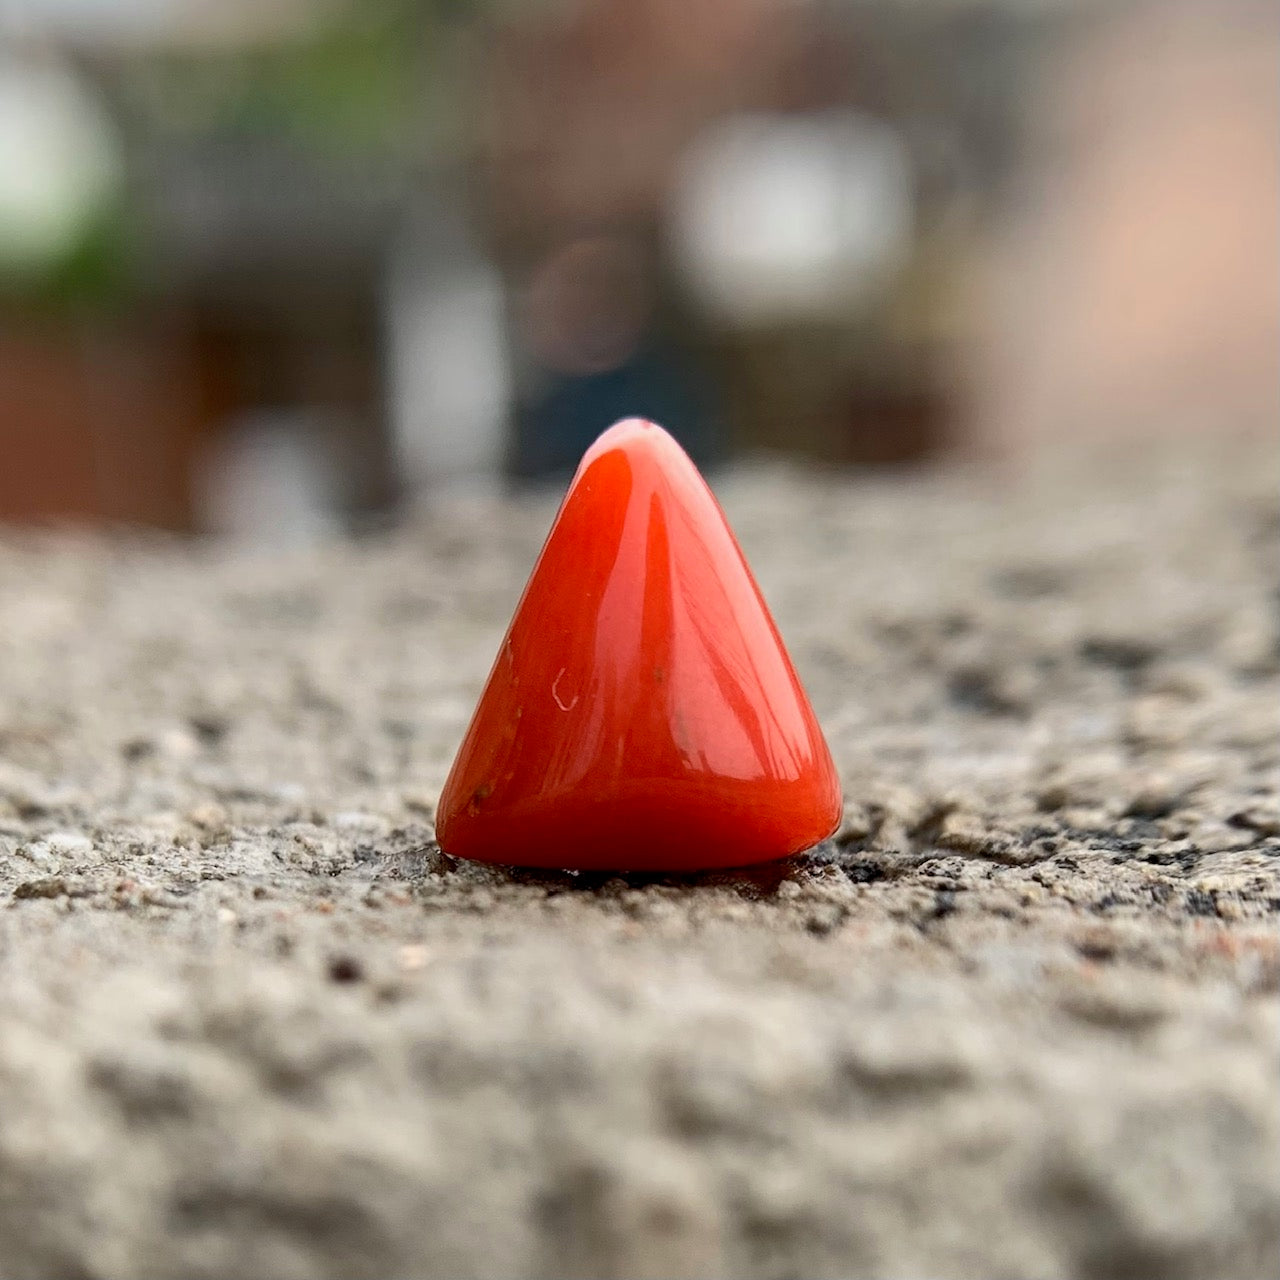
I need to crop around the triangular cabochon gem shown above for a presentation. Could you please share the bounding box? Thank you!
[436,419,841,871]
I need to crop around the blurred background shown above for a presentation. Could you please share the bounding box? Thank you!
[0,0,1273,537]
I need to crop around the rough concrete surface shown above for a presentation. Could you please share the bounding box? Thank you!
[0,441,1277,1280]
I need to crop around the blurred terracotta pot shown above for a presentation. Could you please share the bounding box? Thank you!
[0,317,206,528]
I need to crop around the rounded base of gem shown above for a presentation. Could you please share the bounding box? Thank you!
[436,782,842,872]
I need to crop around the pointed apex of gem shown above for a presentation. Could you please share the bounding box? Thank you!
[436,419,841,871]
[580,415,673,458]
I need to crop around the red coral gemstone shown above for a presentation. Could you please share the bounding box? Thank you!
[435,419,841,871]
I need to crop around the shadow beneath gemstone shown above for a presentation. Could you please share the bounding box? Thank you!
[484,841,841,900]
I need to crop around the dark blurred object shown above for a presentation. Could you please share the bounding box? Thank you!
[514,340,714,479]
[509,234,716,476]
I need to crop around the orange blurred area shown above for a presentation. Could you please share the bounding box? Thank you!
[0,0,1274,533]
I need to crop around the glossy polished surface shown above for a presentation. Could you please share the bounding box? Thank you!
[436,419,841,870]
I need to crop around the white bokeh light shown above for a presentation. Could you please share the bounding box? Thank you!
[669,111,913,325]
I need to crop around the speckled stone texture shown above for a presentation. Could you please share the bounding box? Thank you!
[0,441,1277,1280]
